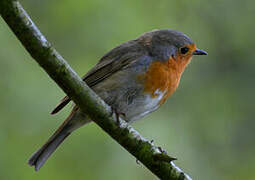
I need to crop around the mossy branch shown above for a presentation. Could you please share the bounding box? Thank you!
[0,0,191,179]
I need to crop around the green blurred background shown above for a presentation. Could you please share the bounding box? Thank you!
[0,0,254,179]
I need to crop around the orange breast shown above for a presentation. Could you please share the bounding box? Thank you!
[139,56,192,105]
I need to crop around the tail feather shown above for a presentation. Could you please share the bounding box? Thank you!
[28,107,81,171]
[28,107,90,171]
[28,124,71,171]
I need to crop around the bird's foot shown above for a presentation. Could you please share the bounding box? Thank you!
[111,107,126,124]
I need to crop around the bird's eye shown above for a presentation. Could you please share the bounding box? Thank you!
[180,47,189,54]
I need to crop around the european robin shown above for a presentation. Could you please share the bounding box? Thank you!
[28,29,207,171]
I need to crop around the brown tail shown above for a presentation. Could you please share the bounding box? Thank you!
[28,107,88,171]
[28,121,71,171]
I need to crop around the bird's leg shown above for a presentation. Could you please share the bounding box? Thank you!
[111,107,126,124]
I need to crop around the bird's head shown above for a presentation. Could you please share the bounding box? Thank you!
[138,29,207,65]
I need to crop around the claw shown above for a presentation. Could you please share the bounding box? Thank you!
[111,107,126,124]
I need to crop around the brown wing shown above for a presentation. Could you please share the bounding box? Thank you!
[51,39,147,114]
[51,96,71,115]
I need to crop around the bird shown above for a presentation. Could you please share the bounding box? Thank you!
[28,29,207,171]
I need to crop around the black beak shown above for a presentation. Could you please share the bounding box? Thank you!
[193,49,208,55]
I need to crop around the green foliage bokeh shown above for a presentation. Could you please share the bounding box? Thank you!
[0,0,254,179]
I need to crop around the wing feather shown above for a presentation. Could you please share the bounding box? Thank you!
[51,39,147,114]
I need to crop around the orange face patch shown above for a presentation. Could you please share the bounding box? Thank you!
[139,48,195,105]
[186,44,197,53]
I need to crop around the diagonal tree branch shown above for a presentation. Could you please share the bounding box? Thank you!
[0,0,192,179]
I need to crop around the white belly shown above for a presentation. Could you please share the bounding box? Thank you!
[126,89,165,123]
